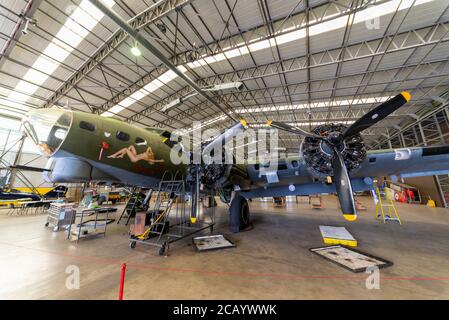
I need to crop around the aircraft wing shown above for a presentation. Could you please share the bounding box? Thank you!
[351,145,449,179]
[240,145,449,198]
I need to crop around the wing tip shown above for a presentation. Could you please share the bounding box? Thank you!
[401,91,411,102]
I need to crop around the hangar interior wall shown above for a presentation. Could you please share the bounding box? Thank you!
[377,104,449,208]
[0,116,51,189]
[403,176,445,207]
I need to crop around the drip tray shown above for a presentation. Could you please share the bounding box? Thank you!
[193,235,235,252]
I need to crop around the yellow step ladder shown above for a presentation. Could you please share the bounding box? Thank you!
[373,186,402,225]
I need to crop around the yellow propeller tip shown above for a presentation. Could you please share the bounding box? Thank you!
[266,120,273,126]
[343,214,357,222]
[240,119,248,127]
[190,217,197,224]
[401,91,411,102]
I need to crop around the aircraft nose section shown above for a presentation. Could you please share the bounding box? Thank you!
[21,108,73,156]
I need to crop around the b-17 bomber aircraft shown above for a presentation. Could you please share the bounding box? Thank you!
[21,92,449,232]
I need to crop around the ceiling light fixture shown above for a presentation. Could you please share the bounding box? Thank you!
[131,42,142,57]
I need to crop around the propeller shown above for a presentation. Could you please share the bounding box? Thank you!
[202,119,248,159]
[332,147,357,221]
[267,92,411,221]
[267,120,322,139]
[343,92,411,138]
[190,119,248,224]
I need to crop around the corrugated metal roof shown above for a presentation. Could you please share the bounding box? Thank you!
[0,0,448,148]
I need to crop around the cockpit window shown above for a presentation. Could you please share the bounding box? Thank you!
[54,129,67,140]
[21,108,73,157]
[79,121,95,132]
[135,137,147,145]
[116,131,130,141]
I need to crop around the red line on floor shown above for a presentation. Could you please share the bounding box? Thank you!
[0,240,447,282]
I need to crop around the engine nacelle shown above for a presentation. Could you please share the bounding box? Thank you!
[202,163,250,190]
[300,123,366,181]
[188,161,250,191]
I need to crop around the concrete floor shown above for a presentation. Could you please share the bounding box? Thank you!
[0,196,448,300]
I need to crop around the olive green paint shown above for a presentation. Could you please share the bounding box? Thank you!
[60,111,186,179]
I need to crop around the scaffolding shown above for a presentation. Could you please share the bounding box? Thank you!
[0,132,42,198]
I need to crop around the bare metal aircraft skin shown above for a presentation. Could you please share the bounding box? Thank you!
[21,92,449,226]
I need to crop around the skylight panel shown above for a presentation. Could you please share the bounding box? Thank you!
[65,14,91,38]
[186,59,206,69]
[109,105,125,114]
[11,82,39,98]
[143,80,164,92]
[42,42,71,63]
[75,4,102,28]
[101,111,114,117]
[247,39,272,52]
[292,121,355,127]
[56,26,84,48]
[204,54,226,64]
[33,57,59,74]
[234,96,392,113]
[118,97,135,108]
[158,70,178,84]
[23,69,49,86]
[225,47,249,59]
[102,66,188,116]
[101,0,116,8]
[309,16,346,37]
[275,29,306,45]
[129,90,147,102]
[6,0,116,107]
[181,114,228,133]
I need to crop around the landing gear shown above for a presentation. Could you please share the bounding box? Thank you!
[229,194,250,233]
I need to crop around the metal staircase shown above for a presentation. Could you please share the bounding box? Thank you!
[136,178,185,241]
[117,187,146,225]
[128,170,215,256]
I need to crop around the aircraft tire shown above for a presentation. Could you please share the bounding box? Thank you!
[229,195,250,233]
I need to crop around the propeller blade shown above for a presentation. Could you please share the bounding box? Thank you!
[202,119,248,158]
[190,164,200,223]
[267,120,323,139]
[194,120,248,223]
[343,91,411,138]
[332,148,357,221]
